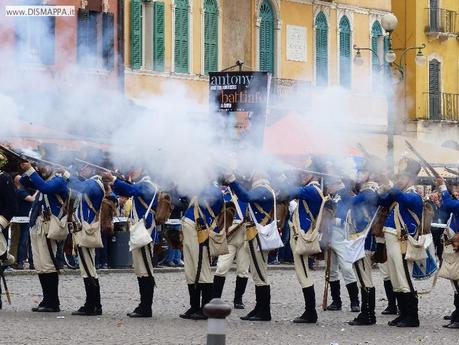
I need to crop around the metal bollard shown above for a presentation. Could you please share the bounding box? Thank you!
[203,298,232,345]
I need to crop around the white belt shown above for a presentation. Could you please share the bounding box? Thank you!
[383,226,398,236]
[11,216,30,224]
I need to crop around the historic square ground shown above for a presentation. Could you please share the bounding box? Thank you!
[0,267,456,345]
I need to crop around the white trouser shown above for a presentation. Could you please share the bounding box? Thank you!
[247,236,269,286]
[379,262,391,281]
[31,227,58,274]
[353,253,374,289]
[77,246,98,279]
[290,229,313,288]
[132,243,155,278]
[384,229,414,293]
[329,225,357,285]
[182,218,212,284]
[215,225,250,278]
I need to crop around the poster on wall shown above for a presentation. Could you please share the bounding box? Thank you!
[209,71,271,146]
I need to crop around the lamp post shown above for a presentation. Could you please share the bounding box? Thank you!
[353,13,426,172]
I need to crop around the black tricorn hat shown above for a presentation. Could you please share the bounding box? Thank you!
[397,157,421,179]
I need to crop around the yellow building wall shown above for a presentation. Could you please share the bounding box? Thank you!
[393,0,459,123]
[125,0,393,106]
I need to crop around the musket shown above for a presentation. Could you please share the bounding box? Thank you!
[404,140,440,178]
[322,248,332,311]
[0,145,65,169]
[292,168,344,179]
[444,167,459,177]
[74,158,130,183]
[0,269,11,305]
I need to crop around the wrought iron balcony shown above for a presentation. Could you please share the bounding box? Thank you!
[424,92,459,121]
[425,8,457,36]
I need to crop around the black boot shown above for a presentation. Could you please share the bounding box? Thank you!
[212,275,226,299]
[443,294,459,329]
[32,274,46,312]
[190,283,212,320]
[234,276,248,309]
[293,286,318,324]
[382,280,398,315]
[388,292,404,326]
[346,282,360,312]
[180,284,200,319]
[396,292,419,327]
[94,279,102,315]
[37,272,60,312]
[240,286,259,320]
[348,287,376,326]
[127,277,154,317]
[247,285,271,321]
[326,280,342,311]
[72,278,97,316]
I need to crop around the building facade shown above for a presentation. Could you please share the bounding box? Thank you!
[392,0,459,145]
[124,0,392,115]
[0,0,121,91]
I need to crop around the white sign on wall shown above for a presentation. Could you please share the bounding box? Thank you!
[286,25,307,62]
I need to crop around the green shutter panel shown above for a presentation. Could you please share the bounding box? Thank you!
[154,2,165,72]
[204,0,218,75]
[315,12,328,87]
[130,0,142,70]
[77,8,89,64]
[40,16,55,65]
[339,16,351,88]
[175,1,189,73]
[429,59,441,120]
[102,13,115,70]
[259,0,274,73]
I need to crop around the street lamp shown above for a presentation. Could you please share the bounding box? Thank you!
[352,13,427,172]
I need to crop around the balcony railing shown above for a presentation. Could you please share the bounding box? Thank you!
[426,8,457,34]
[424,92,459,121]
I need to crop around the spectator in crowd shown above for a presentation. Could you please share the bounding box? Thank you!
[13,174,36,269]
[428,190,450,263]
[96,184,118,269]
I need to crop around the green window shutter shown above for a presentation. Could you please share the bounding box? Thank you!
[339,16,351,88]
[315,12,328,86]
[175,0,189,73]
[429,59,441,120]
[130,0,142,70]
[259,0,274,73]
[77,8,89,64]
[40,16,55,65]
[102,13,115,70]
[153,1,165,72]
[204,0,218,75]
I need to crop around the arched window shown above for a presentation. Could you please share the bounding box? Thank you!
[204,0,218,74]
[315,12,328,87]
[259,0,274,73]
[175,0,189,73]
[339,16,351,88]
[371,21,388,89]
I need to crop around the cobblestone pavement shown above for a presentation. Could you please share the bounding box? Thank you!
[0,267,457,345]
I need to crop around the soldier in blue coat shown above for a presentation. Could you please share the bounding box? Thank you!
[213,186,250,309]
[347,156,382,326]
[436,176,459,329]
[19,160,69,313]
[65,162,105,316]
[377,157,423,328]
[180,184,224,320]
[104,168,159,318]
[226,172,276,322]
[288,157,326,324]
